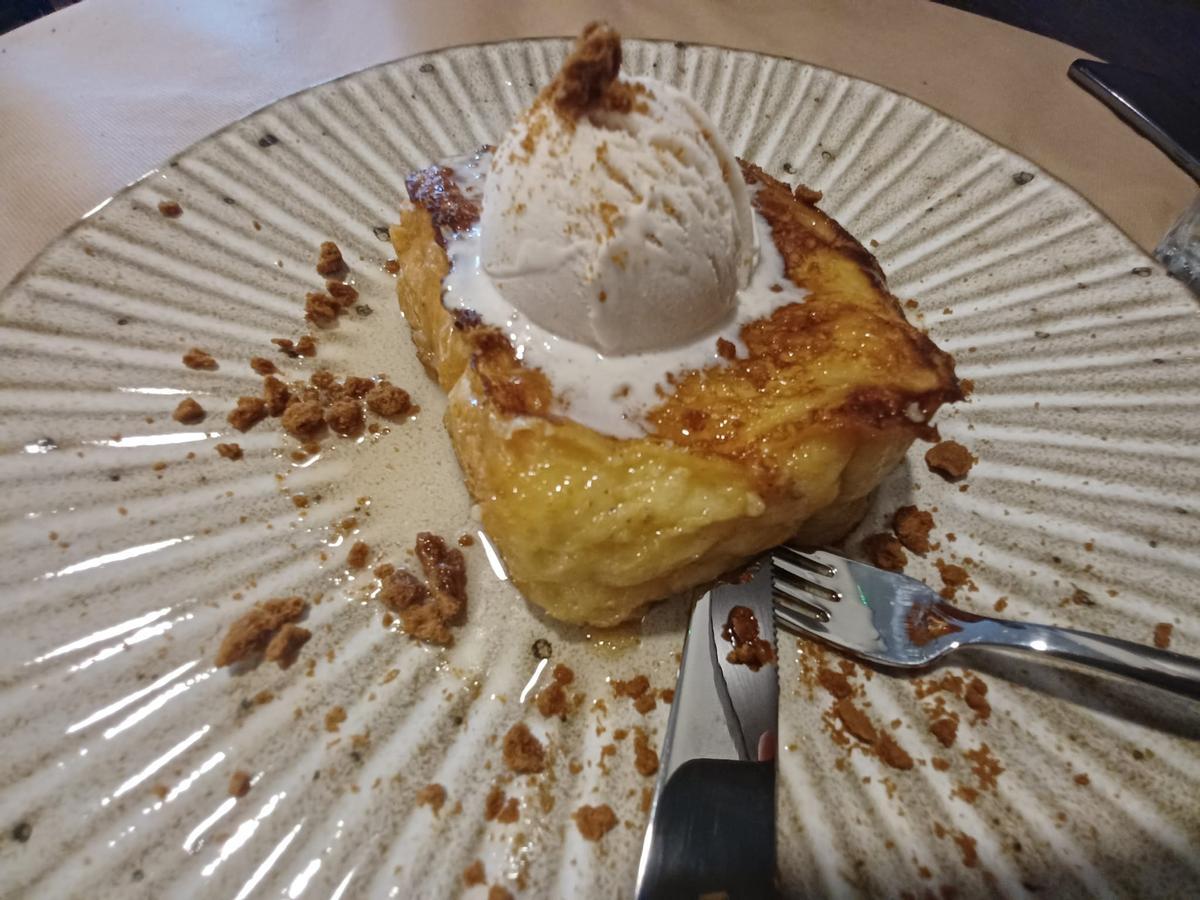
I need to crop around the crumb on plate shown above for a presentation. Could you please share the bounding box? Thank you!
[227,396,267,432]
[366,382,412,417]
[633,727,659,776]
[172,397,205,424]
[281,399,324,437]
[721,604,776,670]
[502,722,546,774]
[325,397,364,436]
[862,533,906,572]
[228,770,252,798]
[182,348,218,370]
[347,540,370,569]
[264,623,311,669]
[892,505,934,555]
[1154,623,1173,649]
[572,803,617,841]
[215,596,306,667]
[462,861,486,886]
[316,241,346,276]
[925,440,976,481]
[416,782,447,814]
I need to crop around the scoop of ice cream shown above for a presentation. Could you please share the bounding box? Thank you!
[479,25,756,356]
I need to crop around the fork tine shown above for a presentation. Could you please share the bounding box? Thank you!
[772,563,842,602]
[772,589,830,623]
[775,579,833,615]
[776,545,837,578]
[774,603,828,634]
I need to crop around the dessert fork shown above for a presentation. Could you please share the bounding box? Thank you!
[771,546,1200,698]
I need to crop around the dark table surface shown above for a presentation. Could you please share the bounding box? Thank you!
[938,0,1200,94]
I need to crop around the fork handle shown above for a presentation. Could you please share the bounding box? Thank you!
[973,619,1200,699]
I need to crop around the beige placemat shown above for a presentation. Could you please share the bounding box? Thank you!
[0,0,1192,289]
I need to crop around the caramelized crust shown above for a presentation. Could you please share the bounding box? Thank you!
[403,167,480,241]
[392,161,960,625]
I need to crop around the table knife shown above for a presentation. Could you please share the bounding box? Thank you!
[635,561,779,899]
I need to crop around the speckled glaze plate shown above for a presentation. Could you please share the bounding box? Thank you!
[2,38,1199,899]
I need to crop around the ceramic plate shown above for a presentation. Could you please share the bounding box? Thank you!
[2,38,1198,899]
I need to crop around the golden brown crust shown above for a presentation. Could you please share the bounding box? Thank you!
[404,167,480,239]
[393,155,961,626]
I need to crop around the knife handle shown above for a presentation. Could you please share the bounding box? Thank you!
[636,758,778,900]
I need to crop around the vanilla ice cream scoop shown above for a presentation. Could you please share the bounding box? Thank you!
[479,28,756,356]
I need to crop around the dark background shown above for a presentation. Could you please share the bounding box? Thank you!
[3,1,1198,95]
[936,0,1200,93]
[4,0,1199,94]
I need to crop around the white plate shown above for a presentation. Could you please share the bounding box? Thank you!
[2,38,1199,899]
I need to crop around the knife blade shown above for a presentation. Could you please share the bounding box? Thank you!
[635,561,779,899]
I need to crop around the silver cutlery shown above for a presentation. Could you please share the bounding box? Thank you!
[773,546,1200,698]
[636,561,779,899]
[1068,59,1200,293]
